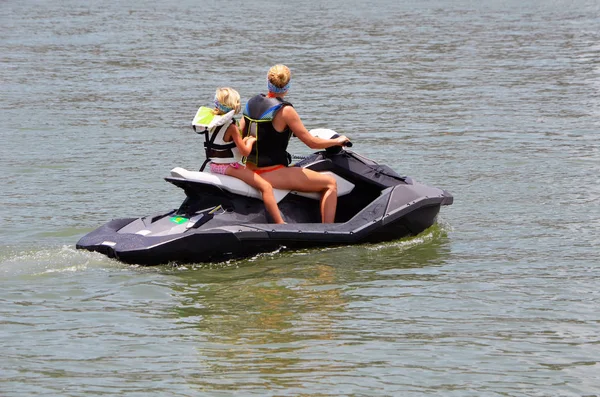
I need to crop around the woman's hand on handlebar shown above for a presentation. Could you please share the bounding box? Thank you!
[335,135,351,147]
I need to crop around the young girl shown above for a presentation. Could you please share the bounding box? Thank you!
[205,87,285,224]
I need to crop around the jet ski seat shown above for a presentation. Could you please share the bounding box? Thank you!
[170,167,355,203]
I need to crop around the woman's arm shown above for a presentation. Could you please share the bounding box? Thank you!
[282,106,348,149]
[226,123,255,157]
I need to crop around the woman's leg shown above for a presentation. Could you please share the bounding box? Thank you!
[258,167,337,223]
[226,167,285,224]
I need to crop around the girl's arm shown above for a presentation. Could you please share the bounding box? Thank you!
[226,123,255,157]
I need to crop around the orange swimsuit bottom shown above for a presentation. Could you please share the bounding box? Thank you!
[252,165,285,175]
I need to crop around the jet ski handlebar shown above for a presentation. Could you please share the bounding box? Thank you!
[309,128,352,147]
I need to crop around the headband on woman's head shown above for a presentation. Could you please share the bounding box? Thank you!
[267,79,290,94]
[214,95,234,114]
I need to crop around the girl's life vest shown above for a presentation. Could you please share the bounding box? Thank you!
[192,106,242,171]
[241,95,294,168]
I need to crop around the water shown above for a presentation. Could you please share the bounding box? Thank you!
[2,0,599,395]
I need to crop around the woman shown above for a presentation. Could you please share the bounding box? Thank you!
[239,64,349,223]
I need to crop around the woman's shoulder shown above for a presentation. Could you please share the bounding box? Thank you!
[281,103,297,117]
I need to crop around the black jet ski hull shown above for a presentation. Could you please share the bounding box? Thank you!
[77,182,452,265]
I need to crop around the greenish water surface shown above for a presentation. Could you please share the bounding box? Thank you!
[1,0,599,395]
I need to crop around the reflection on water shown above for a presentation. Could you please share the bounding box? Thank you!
[160,229,450,389]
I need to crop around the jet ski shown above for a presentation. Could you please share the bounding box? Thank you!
[76,129,453,265]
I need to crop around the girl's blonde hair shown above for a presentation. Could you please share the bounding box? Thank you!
[214,87,241,114]
[267,64,291,89]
